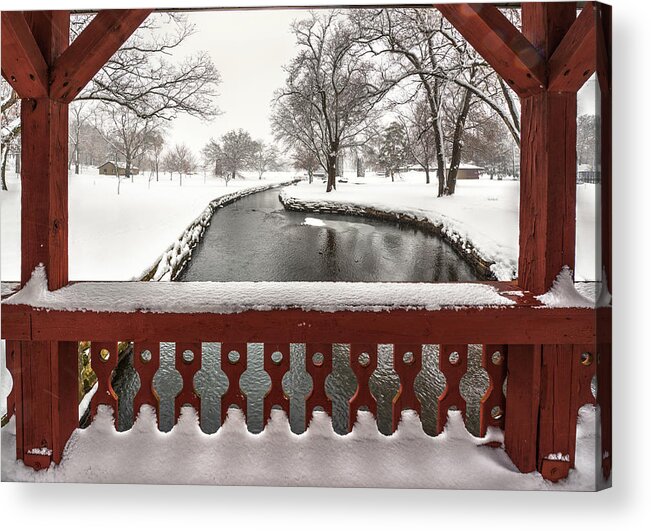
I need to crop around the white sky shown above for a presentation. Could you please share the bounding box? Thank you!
[170,9,302,154]
[164,8,598,158]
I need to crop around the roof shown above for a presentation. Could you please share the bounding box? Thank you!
[98,161,139,170]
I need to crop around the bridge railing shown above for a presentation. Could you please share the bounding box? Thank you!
[1,279,608,481]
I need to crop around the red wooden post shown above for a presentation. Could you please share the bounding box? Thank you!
[596,2,612,481]
[133,341,161,424]
[392,344,422,432]
[263,343,290,425]
[10,11,79,470]
[175,342,201,421]
[479,344,507,437]
[305,343,333,429]
[220,343,247,423]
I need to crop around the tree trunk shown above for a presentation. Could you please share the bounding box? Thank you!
[356,155,364,177]
[446,86,473,196]
[424,166,430,185]
[308,170,313,184]
[74,144,80,175]
[326,154,337,192]
[1,148,9,191]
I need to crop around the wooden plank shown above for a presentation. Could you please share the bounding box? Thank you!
[548,2,597,92]
[220,343,247,423]
[263,343,290,425]
[175,342,201,421]
[90,341,119,422]
[518,92,577,293]
[1,12,48,98]
[504,345,542,473]
[479,344,507,436]
[50,341,79,463]
[50,9,152,103]
[20,97,69,290]
[392,344,422,432]
[436,3,545,96]
[305,343,333,428]
[349,344,377,431]
[2,304,604,345]
[133,341,160,424]
[437,344,468,433]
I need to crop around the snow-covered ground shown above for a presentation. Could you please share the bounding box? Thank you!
[0,169,300,281]
[282,173,599,282]
[1,404,605,490]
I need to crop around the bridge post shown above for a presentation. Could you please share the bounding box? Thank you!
[7,11,79,469]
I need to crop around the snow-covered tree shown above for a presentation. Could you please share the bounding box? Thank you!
[219,129,257,180]
[378,122,409,181]
[272,11,385,192]
[293,146,320,183]
[252,141,279,179]
[1,84,20,191]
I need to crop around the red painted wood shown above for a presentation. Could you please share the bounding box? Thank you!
[175,342,201,420]
[305,343,332,427]
[21,341,54,470]
[50,10,152,103]
[537,344,574,478]
[504,345,542,473]
[436,3,545,96]
[348,344,377,431]
[133,341,160,423]
[479,344,508,436]
[597,338,612,480]
[220,343,247,423]
[392,344,422,432]
[90,341,118,422]
[263,343,290,425]
[437,344,468,433]
[4,340,19,422]
[3,304,604,345]
[1,12,48,98]
[548,2,597,92]
[518,4,578,296]
[50,341,78,463]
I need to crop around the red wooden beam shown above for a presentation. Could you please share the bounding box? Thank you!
[548,2,598,92]
[1,12,48,99]
[436,3,546,96]
[1,304,604,345]
[50,9,152,103]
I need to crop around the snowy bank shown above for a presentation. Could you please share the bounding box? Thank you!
[141,178,299,281]
[6,265,516,314]
[1,405,605,490]
[280,176,600,282]
[0,170,301,281]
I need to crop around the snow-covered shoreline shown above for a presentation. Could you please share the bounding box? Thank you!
[141,178,299,281]
[280,176,599,282]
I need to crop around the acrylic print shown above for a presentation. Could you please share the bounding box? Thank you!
[0,2,611,490]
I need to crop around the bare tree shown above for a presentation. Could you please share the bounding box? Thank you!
[293,146,320,183]
[399,96,437,184]
[220,129,257,180]
[95,105,159,184]
[148,129,166,181]
[69,102,91,174]
[1,85,20,191]
[71,13,222,122]
[378,121,409,182]
[252,141,279,179]
[272,11,384,192]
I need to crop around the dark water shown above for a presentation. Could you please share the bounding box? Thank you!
[177,187,478,282]
[111,187,489,437]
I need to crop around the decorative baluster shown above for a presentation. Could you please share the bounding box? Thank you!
[175,342,202,421]
[133,341,160,424]
[221,343,247,423]
[480,344,508,437]
[90,341,119,422]
[263,343,290,425]
[348,344,377,431]
[437,344,468,433]
[305,343,332,429]
[392,344,422,432]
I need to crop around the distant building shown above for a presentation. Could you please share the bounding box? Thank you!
[98,161,140,176]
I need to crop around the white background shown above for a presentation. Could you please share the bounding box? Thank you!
[1,0,649,529]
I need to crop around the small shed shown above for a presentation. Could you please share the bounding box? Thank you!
[451,163,483,179]
[98,161,139,176]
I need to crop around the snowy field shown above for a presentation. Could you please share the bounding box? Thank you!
[282,173,599,282]
[1,404,605,490]
[0,168,300,281]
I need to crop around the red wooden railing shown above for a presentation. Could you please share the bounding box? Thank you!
[2,284,609,481]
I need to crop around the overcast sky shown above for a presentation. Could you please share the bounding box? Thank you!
[170,9,301,153]
[165,8,598,158]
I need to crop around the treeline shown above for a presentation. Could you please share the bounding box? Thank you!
[272,9,525,195]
